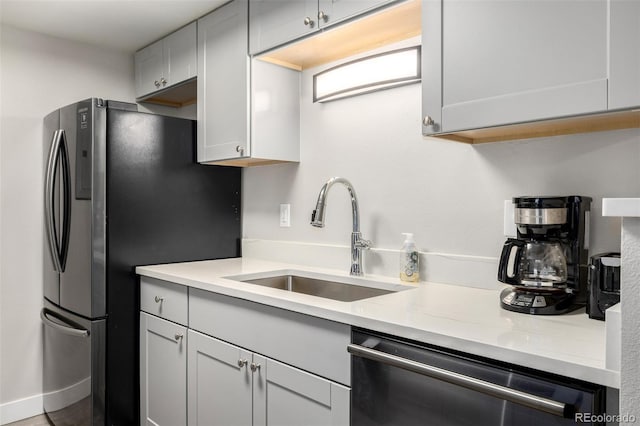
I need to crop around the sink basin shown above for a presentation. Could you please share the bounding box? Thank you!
[229,271,409,302]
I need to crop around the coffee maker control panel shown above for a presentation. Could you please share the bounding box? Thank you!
[502,291,547,308]
[501,287,578,315]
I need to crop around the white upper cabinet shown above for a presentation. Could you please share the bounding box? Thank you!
[609,0,640,110]
[135,22,197,99]
[198,0,250,162]
[422,0,640,140]
[135,40,164,98]
[163,23,198,87]
[249,0,318,54]
[423,0,608,135]
[198,0,300,166]
[318,0,397,28]
[249,0,397,54]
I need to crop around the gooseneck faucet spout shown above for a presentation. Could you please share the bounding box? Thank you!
[311,177,371,276]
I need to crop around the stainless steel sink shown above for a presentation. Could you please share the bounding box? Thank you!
[236,274,404,302]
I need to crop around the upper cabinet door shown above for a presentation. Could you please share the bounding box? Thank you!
[249,0,319,54]
[317,0,395,28]
[423,0,609,134]
[164,22,197,88]
[609,0,640,110]
[135,40,164,98]
[134,23,197,99]
[198,0,250,163]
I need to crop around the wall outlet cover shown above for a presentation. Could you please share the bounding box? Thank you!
[280,204,291,227]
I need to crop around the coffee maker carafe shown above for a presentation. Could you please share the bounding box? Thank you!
[497,196,591,315]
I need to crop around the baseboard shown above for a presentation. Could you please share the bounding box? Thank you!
[0,394,43,425]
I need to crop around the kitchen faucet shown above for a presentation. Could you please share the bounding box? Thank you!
[310,177,371,276]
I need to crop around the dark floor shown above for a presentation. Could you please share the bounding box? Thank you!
[6,414,52,426]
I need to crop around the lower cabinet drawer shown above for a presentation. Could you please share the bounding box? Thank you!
[189,288,351,386]
[140,277,188,326]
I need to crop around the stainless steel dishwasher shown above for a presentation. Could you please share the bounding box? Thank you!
[349,329,607,426]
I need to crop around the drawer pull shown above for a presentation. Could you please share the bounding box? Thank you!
[154,296,164,303]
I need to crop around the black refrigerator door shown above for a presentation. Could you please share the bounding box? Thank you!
[41,300,106,426]
[105,109,241,425]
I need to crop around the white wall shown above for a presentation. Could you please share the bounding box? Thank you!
[0,24,136,422]
[243,57,640,285]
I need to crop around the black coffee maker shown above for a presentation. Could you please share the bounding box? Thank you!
[497,196,591,315]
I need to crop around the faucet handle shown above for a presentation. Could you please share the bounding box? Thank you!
[355,238,372,249]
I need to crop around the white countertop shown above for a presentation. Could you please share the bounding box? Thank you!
[602,198,640,217]
[136,257,619,388]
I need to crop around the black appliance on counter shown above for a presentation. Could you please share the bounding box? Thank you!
[350,328,607,425]
[497,196,591,315]
[587,253,621,320]
[41,98,241,425]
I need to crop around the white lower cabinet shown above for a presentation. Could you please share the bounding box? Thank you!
[140,312,187,426]
[140,284,351,426]
[188,329,350,426]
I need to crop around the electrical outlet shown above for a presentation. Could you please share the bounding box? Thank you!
[503,200,517,237]
[279,204,291,227]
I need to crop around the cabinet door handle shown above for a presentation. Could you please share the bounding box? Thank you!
[154,296,164,303]
[174,333,183,341]
[154,80,161,88]
[318,11,328,22]
[303,16,315,27]
[250,362,261,372]
[235,145,244,156]
[238,359,248,368]
[160,77,167,86]
[423,115,435,127]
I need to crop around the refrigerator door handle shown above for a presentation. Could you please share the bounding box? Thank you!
[40,308,90,338]
[44,130,71,273]
[59,130,71,272]
[44,130,63,273]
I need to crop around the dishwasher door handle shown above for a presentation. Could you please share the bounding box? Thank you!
[347,343,574,418]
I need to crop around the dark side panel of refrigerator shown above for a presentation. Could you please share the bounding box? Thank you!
[104,108,241,425]
[42,98,241,426]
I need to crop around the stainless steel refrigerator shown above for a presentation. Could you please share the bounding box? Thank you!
[41,98,241,425]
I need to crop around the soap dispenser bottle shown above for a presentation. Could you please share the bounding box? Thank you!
[400,233,419,282]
